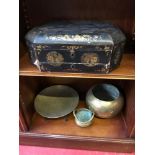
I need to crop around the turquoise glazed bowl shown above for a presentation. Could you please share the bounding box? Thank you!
[73,108,94,127]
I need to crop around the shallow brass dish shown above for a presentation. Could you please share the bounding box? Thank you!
[34,85,79,118]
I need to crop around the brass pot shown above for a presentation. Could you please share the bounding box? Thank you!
[86,84,124,118]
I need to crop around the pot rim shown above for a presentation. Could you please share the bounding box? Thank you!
[87,84,122,102]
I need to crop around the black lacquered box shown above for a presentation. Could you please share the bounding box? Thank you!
[25,21,126,73]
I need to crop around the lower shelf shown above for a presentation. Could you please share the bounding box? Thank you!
[20,101,135,152]
[28,100,128,139]
[30,112,127,139]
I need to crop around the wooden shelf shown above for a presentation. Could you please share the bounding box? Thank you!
[19,53,135,80]
[20,132,134,152]
[30,113,127,139]
[29,101,127,139]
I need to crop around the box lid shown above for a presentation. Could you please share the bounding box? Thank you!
[25,21,125,45]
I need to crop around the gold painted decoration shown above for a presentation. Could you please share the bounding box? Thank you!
[81,53,99,67]
[46,51,64,66]
[66,46,82,55]
[35,45,48,55]
[48,34,103,43]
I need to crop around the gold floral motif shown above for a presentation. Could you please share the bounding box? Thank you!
[95,46,112,56]
[66,46,81,50]
[66,45,83,51]
[104,46,111,51]
[46,51,64,66]
[48,35,93,42]
[36,45,42,49]
[35,45,48,55]
[81,53,99,67]
[66,46,82,55]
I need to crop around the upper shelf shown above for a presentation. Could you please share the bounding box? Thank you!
[19,52,135,80]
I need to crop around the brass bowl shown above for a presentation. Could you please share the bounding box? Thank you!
[73,108,94,127]
[34,85,79,118]
[86,84,124,118]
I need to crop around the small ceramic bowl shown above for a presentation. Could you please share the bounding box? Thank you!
[73,108,94,127]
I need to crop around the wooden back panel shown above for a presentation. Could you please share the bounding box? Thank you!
[20,0,135,51]
[22,0,134,31]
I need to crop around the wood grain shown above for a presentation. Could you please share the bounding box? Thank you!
[19,76,41,127]
[23,0,134,40]
[20,132,135,152]
[19,107,28,132]
[123,81,135,138]
[29,101,127,139]
[20,76,125,99]
[19,53,135,80]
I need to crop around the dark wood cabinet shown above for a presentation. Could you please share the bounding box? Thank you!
[19,0,135,152]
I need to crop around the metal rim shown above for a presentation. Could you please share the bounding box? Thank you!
[90,84,121,102]
[73,108,94,123]
[34,85,79,118]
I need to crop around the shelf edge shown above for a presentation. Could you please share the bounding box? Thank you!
[20,132,135,153]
